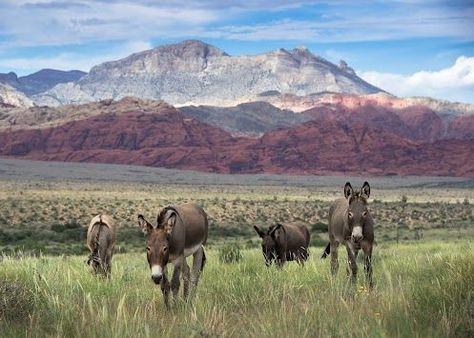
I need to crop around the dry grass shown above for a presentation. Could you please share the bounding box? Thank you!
[0,241,472,337]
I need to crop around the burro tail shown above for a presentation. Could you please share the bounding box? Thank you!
[321,242,331,259]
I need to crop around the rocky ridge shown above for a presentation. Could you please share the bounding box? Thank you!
[33,40,382,106]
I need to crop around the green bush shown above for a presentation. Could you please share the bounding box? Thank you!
[218,243,243,264]
[311,221,328,233]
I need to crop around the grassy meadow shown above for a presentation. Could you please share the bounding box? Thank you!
[1,242,473,337]
[0,159,473,337]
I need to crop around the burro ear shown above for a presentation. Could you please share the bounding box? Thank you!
[137,214,153,235]
[165,213,176,236]
[361,181,371,199]
[344,182,353,199]
[253,225,265,238]
[269,223,283,238]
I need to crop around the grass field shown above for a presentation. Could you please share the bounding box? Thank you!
[1,241,473,337]
[0,159,473,337]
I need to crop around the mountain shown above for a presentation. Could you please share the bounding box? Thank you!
[0,83,34,108]
[251,120,473,176]
[404,96,474,120]
[0,97,168,130]
[0,98,472,177]
[255,91,474,121]
[301,101,445,142]
[180,102,311,136]
[0,69,86,96]
[0,101,247,173]
[33,40,383,106]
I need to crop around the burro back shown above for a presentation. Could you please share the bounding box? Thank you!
[322,182,374,287]
[254,222,310,267]
[86,214,117,276]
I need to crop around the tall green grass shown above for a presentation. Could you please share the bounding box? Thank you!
[1,241,472,337]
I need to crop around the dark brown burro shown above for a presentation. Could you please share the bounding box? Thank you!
[322,181,374,287]
[86,214,117,276]
[254,223,310,267]
[137,203,208,308]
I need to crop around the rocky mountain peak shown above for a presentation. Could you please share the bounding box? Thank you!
[0,72,19,83]
[35,40,384,106]
[290,45,316,60]
[158,39,229,58]
[338,60,356,75]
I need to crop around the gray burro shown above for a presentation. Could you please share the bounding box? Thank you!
[254,223,310,267]
[322,182,374,288]
[86,214,117,277]
[137,203,208,308]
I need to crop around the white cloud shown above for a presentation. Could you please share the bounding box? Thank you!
[359,56,474,103]
[0,1,218,48]
[0,1,472,48]
[203,5,474,42]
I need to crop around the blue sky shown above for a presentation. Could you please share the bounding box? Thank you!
[0,0,473,102]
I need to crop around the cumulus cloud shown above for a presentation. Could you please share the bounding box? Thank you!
[359,56,474,103]
[0,0,472,48]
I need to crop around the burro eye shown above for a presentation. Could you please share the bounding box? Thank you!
[163,246,168,252]
[348,212,354,218]
[146,247,151,252]
[362,211,368,217]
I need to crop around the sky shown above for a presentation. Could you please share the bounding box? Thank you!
[0,0,473,102]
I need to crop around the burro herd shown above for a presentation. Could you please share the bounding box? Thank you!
[86,181,375,307]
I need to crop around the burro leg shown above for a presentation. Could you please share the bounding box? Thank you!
[182,259,191,300]
[330,241,340,276]
[362,241,373,289]
[345,241,358,284]
[171,256,183,305]
[160,266,170,309]
[191,246,205,290]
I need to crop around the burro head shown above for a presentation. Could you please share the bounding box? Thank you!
[137,212,176,284]
[253,224,283,266]
[344,181,371,244]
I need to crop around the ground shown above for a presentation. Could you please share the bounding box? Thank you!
[0,159,473,337]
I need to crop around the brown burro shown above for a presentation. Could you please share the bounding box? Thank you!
[137,203,208,308]
[254,223,310,267]
[322,181,374,287]
[86,214,117,276]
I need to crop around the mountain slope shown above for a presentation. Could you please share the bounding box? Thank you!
[33,40,383,106]
[0,99,472,176]
[0,83,34,108]
[0,69,86,96]
[180,102,311,136]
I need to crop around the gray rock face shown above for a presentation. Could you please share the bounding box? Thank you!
[180,101,311,136]
[0,83,34,108]
[34,40,383,106]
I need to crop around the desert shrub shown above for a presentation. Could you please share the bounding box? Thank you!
[311,221,328,233]
[218,243,242,263]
